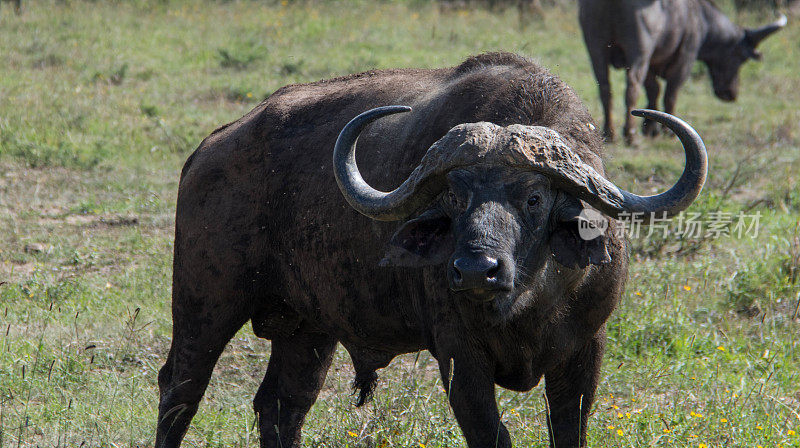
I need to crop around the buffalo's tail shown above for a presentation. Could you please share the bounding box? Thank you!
[352,370,378,407]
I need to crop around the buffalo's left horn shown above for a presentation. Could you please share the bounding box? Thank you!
[611,109,707,219]
[746,14,787,46]
[333,105,447,221]
[510,109,707,223]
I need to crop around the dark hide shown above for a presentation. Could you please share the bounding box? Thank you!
[579,0,784,144]
[156,53,628,448]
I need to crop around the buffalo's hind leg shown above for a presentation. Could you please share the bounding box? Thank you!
[156,297,249,448]
[254,326,337,448]
[584,41,615,142]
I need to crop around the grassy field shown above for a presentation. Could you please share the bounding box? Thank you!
[0,0,799,446]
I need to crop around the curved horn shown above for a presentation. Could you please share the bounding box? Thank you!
[333,105,447,221]
[583,109,707,221]
[334,107,707,224]
[746,14,787,46]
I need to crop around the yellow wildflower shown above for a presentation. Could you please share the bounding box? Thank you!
[698,444,707,448]
[683,285,692,291]
[717,346,726,352]
[788,430,796,436]
[348,431,358,438]
[720,418,728,423]
[616,429,623,436]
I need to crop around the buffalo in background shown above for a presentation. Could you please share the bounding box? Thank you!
[579,0,786,144]
[1,0,21,14]
[156,53,707,448]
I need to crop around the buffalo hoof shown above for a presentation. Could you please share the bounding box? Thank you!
[624,130,639,147]
[641,119,660,138]
[602,128,615,143]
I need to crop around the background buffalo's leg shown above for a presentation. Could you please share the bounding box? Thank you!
[641,72,662,137]
[438,355,511,448]
[623,59,650,145]
[661,65,692,135]
[156,300,248,448]
[544,333,605,448]
[585,43,614,142]
[663,72,691,118]
[254,328,336,448]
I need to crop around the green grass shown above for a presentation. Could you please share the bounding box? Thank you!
[0,0,799,446]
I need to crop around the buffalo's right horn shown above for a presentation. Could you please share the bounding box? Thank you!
[746,14,787,46]
[333,105,448,221]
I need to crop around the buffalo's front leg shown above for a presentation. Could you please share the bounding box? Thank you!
[641,72,662,137]
[663,70,691,119]
[662,59,693,128]
[254,327,337,448]
[544,333,605,448]
[438,355,511,448]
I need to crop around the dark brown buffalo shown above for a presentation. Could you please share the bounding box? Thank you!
[156,53,707,448]
[579,0,785,144]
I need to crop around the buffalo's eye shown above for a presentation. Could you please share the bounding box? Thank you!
[527,195,541,209]
[446,189,461,208]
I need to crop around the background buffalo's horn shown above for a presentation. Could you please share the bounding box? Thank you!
[746,14,787,46]
[603,109,707,220]
[334,105,446,221]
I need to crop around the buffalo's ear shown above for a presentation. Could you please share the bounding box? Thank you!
[740,36,763,60]
[548,195,611,270]
[380,209,454,267]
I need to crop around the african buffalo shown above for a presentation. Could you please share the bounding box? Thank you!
[156,53,707,448]
[579,0,786,144]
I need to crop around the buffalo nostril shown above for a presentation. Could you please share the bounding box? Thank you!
[452,263,463,283]
[485,262,499,280]
[452,256,501,290]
